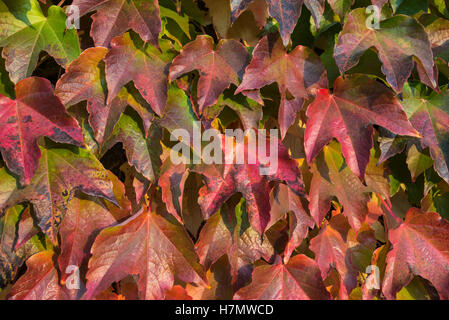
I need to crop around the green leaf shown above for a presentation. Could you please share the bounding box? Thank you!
[406,145,434,181]
[0,0,81,83]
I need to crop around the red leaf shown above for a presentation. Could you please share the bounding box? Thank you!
[309,143,371,231]
[0,144,118,243]
[84,207,206,300]
[105,33,173,116]
[165,285,193,300]
[234,255,330,299]
[236,34,327,139]
[310,219,357,299]
[8,251,68,300]
[334,8,435,92]
[0,77,83,185]
[232,0,304,46]
[383,208,449,300]
[195,205,274,287]
[305,75,419,179]
[72,0,161,47]
[58,193,129,285]
[159,157,189,224]
[268,184,314,262]
[169,35,249,113]
[195,133,305,234]
[400,85,449,184]
[55,47,155,144]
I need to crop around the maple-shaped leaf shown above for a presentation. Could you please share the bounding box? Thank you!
[236,34,327,139]
[105,32,175,115]
[54,47,108,112]
[72,0,161,47]
[310,217,357,299]
[0,77,84,185]
[169,35,249,113]
[312,213,377,299]
[305,75,419,179]
[309,143,370,231]
[399,84,449,184]
[268,184,314,262]
[84,207,206,300]
[55,47,155,144]
[196,133,305,235]
[383,208,449,300]
[7,251,68,300]
[196,199,274,287]
[234,255,330,299]
[0,143,117,243]
[231,0,338,45]
[55,47,112,144]
[58,189,130,287]
[102,112,162,182]
[0,0,81,83]
[334,8,435,92]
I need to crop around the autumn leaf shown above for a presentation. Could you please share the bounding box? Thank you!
[305,75,419,179]
[334,8,435,92]
[383,208,449,300]
[231,0,315,46]
[195,199,274,288]
[185,256,234,300]
[55,47,156,144]
[309,216,356,299]
[102,112,162,182]
[202,93,263,131]
[195,133,305,235]
[268,184,314,262]
[7,251,67,300]
[399,84,449,184]
[236,33,327,139]
[105,32,175,116]
[84,206,207,300]
[72,0,162,47]
[58,190,129,287]
[234,255,330,299]
[55,47,108,116]
[0,77,84,185]
[159,152,189,224]
[1,0,448,302]
[0,205,39,287]
[157,85,203,161]
[169,35,249,113]
[165,285,193,300]
[309,143,370,231]
[0,143,117,243]
[0,0,81,83]
[328,0,354,21]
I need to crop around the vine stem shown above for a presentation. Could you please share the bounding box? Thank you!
[377,193,401,224]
